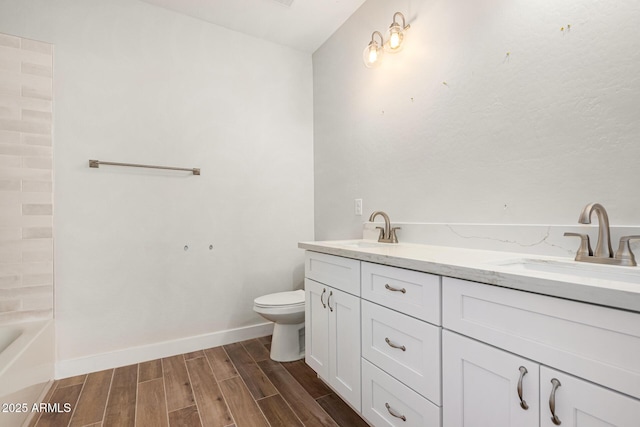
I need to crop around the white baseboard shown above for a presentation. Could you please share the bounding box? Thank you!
[55,322,274,379]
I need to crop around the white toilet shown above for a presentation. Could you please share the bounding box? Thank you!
[253,289,305,362]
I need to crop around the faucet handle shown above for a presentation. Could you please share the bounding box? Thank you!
[375,226,385,242]
[390,227,401,243]
[564,232,593,259]
[614,236,640,267]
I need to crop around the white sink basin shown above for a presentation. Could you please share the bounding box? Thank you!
[333,240,392,249]
[491,258,640,284]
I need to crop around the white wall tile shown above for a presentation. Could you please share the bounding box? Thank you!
[0,129,19,144]
[0,33,20,48]
[22,109,52,123]
[0,226,21,240]
[20,38,52,55]
[0,154,20,168]
[0,251,20,263]
[22,180,51,192]
[22,227,52,239]
[21,134,51,146]
[0,299,20,312]
[22,156,52,169]
[22,273,53,286]
[21,62,52,78]
[0,179,20,191]
[0,275,21,288]
[22,203,52,215]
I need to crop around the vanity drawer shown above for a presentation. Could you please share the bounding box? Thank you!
[362,300,441,404]
[305,251,360,296]
[442,277,640,399]
[362,358,441,427]
[361,262,441,325]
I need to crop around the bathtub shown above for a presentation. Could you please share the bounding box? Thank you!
[0,320,54,427]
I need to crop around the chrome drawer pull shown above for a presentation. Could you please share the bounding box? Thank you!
[549,378,562,425]
[385,337,406,351]
[320,288,327,308]
[385,284,406,294]
[517,366,529,410]
[385,403,406,421]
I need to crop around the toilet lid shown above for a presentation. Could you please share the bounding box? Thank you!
[254,290,305,307]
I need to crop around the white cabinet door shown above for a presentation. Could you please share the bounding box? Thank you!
[328,287,361,411]
[540,366,640,427]
[305,278,361,411]
[305,278,329,379]
[442,331,539,427]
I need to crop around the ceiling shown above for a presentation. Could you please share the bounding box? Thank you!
[139,0,368,53]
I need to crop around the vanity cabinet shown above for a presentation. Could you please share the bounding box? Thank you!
[304,252,361,411]
[442,276,640,427]
[303,247,640,427]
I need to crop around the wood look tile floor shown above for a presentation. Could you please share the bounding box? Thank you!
[29,336,369,427]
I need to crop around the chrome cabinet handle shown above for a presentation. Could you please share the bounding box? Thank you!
[385,337,406,351]
[385,284,406,294]
[320,288,326,308]
[385,403,406,421]
[328,291,333,312]
[517,366,529,410]
[549,378,562,425]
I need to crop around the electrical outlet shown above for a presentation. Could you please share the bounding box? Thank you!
[354,199,363,216]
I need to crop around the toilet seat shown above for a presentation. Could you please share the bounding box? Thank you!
[254,290,304,308]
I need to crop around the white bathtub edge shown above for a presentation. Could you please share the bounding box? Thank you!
[0,320,54,398]
[56,322,274,378]
[0,320,54,427]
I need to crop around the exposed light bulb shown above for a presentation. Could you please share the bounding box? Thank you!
[368,47,378,64]
[389,31,401,49]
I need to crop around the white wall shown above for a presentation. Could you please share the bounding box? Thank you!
[313,0,640,240]
[0,0,314,370]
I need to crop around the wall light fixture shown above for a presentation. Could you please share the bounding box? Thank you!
[385,12,410,53]
[363,12,410,68]
[363,31,384,68]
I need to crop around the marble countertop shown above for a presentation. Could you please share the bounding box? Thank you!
[298,239,640,313]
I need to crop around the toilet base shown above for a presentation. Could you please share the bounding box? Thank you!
[270,321,305,362]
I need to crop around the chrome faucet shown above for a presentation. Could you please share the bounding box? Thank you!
[564,202,640,266]
[578,202,613,258]
[369,211,400,243]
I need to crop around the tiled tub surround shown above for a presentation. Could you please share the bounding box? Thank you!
[0,32,55,427]
[301,236,640,426]
[0,32,54,326]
